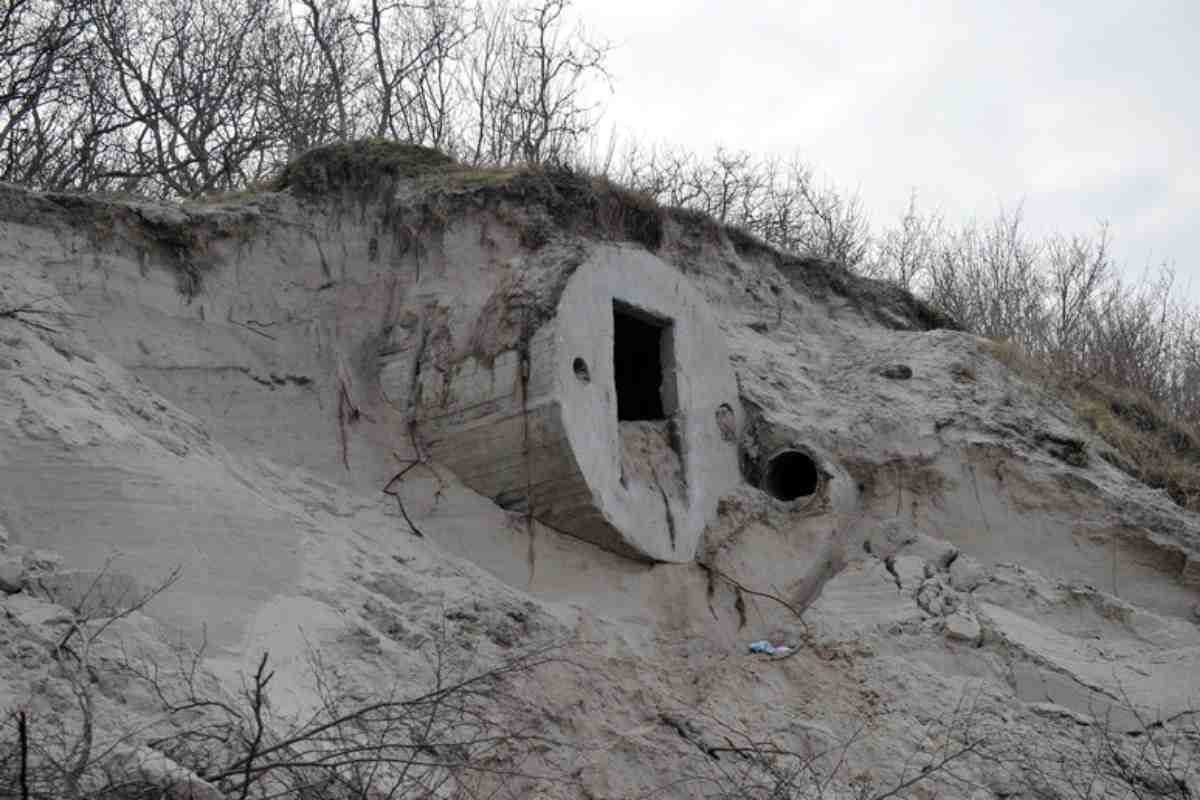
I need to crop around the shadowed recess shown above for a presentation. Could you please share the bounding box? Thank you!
[763,450,819,501]
[614,302,671,421]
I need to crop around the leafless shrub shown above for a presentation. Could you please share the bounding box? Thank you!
[0,0,610,196]
[358,0,464,147]
[84,0,281,197]
[462,0,610,166]
[923,206,1046,342]
[861,191,943,291]
[259,0,365,157]
[0,559,182,800]
[608,143,871,269]
[0,0,96,188]
[1004,690,1200,800]
[662,689,1000,800]
[0,560,569,799]
[865,191,1200,508]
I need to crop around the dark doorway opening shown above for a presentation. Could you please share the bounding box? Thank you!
[613,302,674,421]
[763,450,819,501]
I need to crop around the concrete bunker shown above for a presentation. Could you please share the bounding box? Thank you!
[401,244,742,562]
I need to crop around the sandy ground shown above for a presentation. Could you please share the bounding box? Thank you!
[0,178,1197,798]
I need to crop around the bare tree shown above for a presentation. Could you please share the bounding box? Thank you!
[358,0,470,146]
[610,143,872,268]
[0,0,620,189]
[258,0,365,158]
[1084,266,1177,401]
[88,0,278,196]
[867,190,943,291]
[0,0,96,187]
[465,0,609,165]
[925,207,1046,343]
[1045,224,1112,356]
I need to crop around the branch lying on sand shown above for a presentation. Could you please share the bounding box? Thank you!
[384,458,426,539]
[383,422,444,538]
[0,296,69,334]
[699,562,811,642]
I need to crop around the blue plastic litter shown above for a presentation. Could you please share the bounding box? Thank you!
[748,640,792,655]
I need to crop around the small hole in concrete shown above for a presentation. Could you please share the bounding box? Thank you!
[763,450,819,501]
[573,357,590,383]
[715,403,737,442]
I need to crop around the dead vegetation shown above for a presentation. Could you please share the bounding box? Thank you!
[1073,383,1200,510]
[0,559,572,799]
[879,205,1200,514]
[261,138,946,321]
[481,166,665,251]
[1008,690,1200,800]
[0,184,260,302]
[986,338,1200,512]
[272,140,455,198]
[0,296,67,335]
[665,694,993,800]
[9,559,1190,800]
[264,139,668,251]
[665,680,1200,800]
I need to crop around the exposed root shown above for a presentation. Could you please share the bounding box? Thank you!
[698,562,810,635]
[381,422,440,539]
[0,295,68,334]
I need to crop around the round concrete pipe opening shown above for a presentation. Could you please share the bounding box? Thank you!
[762,450,820,501]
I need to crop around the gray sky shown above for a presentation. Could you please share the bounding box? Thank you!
[575,0,1198,294]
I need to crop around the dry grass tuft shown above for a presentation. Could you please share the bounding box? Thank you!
[269,141,668,250]
[983,338,1056,383]
[1072,383,1200,510]
[272,139,455,196]
[486,165,665,251]
[985,338,1200,511]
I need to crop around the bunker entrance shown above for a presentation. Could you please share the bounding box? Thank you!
[613,302,676,421]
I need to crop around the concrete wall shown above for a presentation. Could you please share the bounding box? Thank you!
[415,244,742,562]
[555,246,742,561]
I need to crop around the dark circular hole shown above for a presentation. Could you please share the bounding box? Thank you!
[573,357,590,383]
[762,450,819,501]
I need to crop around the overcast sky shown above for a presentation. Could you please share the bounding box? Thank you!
[574,0,1198,294]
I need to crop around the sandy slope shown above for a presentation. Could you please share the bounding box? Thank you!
[0,172,1198,798]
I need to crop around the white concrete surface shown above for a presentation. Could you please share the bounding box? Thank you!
[416,245,742,562]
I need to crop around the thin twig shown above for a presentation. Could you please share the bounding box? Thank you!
[18,711,29,800]
[237,653,273,800]
[228,318,277,340]
[699,562,810,633]
[383,458,425,538]
[0,299,66,334]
